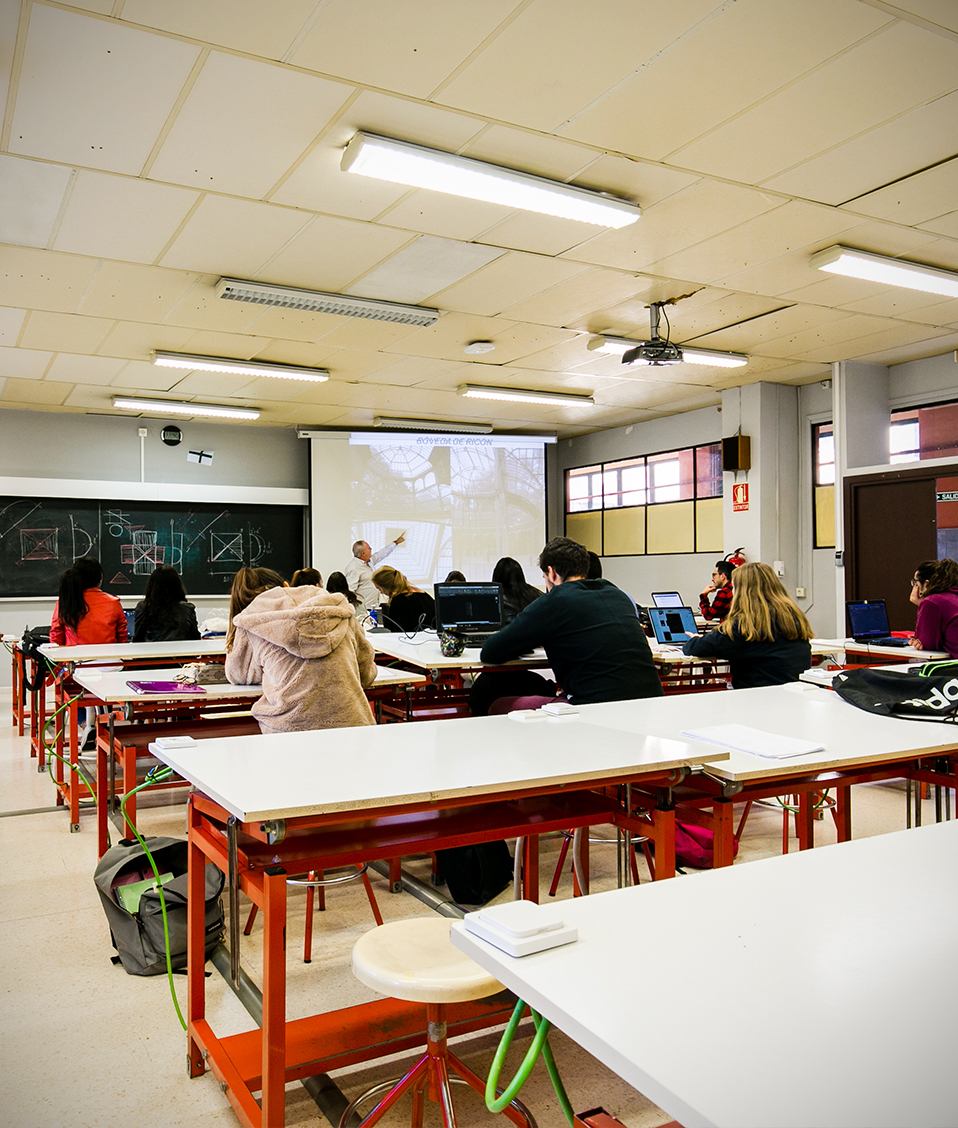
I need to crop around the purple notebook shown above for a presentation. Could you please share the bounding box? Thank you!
[127,680,206,695]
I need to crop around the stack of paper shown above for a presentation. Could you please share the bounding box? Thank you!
[680,723,824,760]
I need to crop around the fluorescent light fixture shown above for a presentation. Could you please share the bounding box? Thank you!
[152,351,328,382]
[342,132,640,229]
[373,416,493,433]
[215,277,439,326]
[587,334,747,368]
[810,245,958,299]
[112,396,260,421]
[458,384,594,407]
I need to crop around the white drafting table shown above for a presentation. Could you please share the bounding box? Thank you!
[369,631,550,671]
[452,819,958,1128]
[149,711,725,822]
[39,638,227,665]
[811,637,947,661]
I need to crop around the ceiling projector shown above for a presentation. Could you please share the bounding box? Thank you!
[621,301,683,366]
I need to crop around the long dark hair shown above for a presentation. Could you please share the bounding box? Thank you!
[492,557,540,614]
[57,557,103,632]
[326,571,359,606]
[290,568,322,587]
[226,567,285,649]
[135,565,187,638]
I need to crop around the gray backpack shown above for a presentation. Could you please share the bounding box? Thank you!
[94,836,225,976]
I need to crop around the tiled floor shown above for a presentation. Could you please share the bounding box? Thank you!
[0,687,940,1128]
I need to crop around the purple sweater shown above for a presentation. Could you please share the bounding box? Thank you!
[915,588,958,657]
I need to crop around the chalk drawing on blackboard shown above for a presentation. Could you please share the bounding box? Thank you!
[20,529,58,560]
[110,571,131,585]
[70,515,95,561]
[210,532,244,573]
[121,529,166,575]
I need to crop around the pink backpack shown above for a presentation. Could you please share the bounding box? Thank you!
[674,821,738,869]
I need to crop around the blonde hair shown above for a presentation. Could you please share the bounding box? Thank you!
[372,565,416,601]
[719,561,813,642]
[226,567,285,650]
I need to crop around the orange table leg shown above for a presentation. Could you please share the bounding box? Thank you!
[834,785,852,842]
[796,793,815,851]
[712,799,736,868]
[261,865,288,1127]
[187,799,207,1080]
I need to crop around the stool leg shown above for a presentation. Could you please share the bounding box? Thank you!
[548,833,571,896]
[445,1048,534,1128]
[243,903,257,936]
[356,1053,430,1126]
[360,866,384,926]
[304,871,316,963]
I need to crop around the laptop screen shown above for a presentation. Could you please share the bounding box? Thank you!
[651,591,684,608]
[846,599,890,639]
[648,606,697,645]
[434,583,502,634]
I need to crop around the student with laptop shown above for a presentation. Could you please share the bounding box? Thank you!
[699,559,736,622]
[683,561,812,688]
[908,557,958,657]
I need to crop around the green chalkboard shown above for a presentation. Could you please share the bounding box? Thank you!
[0,496,305,598]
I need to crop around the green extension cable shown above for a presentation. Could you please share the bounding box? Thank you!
[486,998,575,1126]
[40,698,187,1031]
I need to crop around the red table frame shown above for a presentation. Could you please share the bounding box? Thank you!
[184,768,685,1128]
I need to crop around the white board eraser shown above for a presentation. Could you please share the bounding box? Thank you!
[464,899,577,958]
[541,700,579,717]
[151,735,198,751]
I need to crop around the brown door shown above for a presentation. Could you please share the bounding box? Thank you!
[846,477,937,631]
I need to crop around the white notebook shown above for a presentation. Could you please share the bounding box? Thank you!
[681,723,824,760]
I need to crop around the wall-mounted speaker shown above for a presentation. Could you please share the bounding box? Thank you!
[722,435,751,472]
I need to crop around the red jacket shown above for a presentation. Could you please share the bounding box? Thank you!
[50,588,128,646]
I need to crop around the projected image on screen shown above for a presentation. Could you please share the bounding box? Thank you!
[345,435,546,587]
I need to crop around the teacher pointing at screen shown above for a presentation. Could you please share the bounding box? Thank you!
[344,533,405,610]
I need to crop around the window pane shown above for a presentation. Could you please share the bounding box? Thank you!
[648,449,694,504]
[813,423,835,487]
[603,458,646,508]
[566,465,602,512]
[889,420,919,456]
[695,443,723,498]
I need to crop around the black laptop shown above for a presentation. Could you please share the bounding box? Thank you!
[433,582,503,647]
[845,599,908,646]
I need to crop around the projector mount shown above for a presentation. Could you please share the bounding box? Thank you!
[621,301,683,366]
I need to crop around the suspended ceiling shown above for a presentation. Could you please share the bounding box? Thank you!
[1,0,958,437]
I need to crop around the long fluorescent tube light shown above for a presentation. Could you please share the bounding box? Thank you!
[810,245,958,299]
[113,397,260,421]
[342,132,641,229]
[215,277,439,326]
[587,334,747,368]
[152,350,328,382]
[458,384,594,407]
[373,416,493,433]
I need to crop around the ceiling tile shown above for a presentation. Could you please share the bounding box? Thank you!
[244,306,345,342]
[689,305,851,351]
[460,126,595,182]
[276,346,396,381]
[377,190,514,241]
[149,51,352,198]
[508,336,605,373]
[10,5,200,173]
[161,369,260,398]
[643,201,862,285]
[563,180,782,273]
[437,0,719,133]
[800,321,953,362]
[363,356,465,387]
[20,311,114,354]
[385,315,574,365]
[164,279,267,334]
[0,345,52,379]
[849,155,958,225]
[159,195,311,276]
[855,331,958,366]
[909,236,958,271]
[345,235,504,304]
[559,0,889,161]
[0,1,19,132]
[179,330,273,360]
[45,353,127,385]
[918,211,958,239]
[256,213,413,292]
[761,92,958,206]
[288,0,521,99]
[669,21,958,183]
[0,155,72,248]
[1,377,71,403]
[0,247,98,313]
[249,340,338,367]
[111,359,192,391]
[120,0,318,59]
[500,267,652,328]
[838,290,958,324]
[77,262,197,322]
[54,171,199,263]
[312,318,423,351]
[572,157,699,211]
[644,290,787,342]
[476,212,607,256]
[888,1,958,34]
[0,306,26,345]
[430,251,587,317]
[97,320,194,360]
[751,312,897,356]
[271,90,486,218]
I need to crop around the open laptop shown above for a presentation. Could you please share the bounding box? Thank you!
[651,591,685,608]
[845,599,908,646]
[433,582,503,647]
[648,606,698,645]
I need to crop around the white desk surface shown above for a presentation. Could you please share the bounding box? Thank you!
[811,636,947,660]
[39,638,226,663]
[148,712,725,823]
[452,819,958,1128]
[370,631,549,671]
[576,684,958,781]
[71,663,425,703]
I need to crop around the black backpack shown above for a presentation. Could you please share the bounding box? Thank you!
[93,836,225,976]
[833,667,958,721]
[20,625,52,692]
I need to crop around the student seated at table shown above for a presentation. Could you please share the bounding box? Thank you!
[50,557,127,646]
[132,565,200,642]
[290,567,322,588]
[682,561,812,688]
[371,566,436,633]
[326,570,364,617]
[225,566,376,733]
[480,537,663,708]
[699,559,736,622]
[908,557,958,656]
[443,569,466,583]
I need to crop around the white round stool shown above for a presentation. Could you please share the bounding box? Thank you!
[342,917,536,1127]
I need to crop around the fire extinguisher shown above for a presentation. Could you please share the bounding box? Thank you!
[725,547,746,568]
